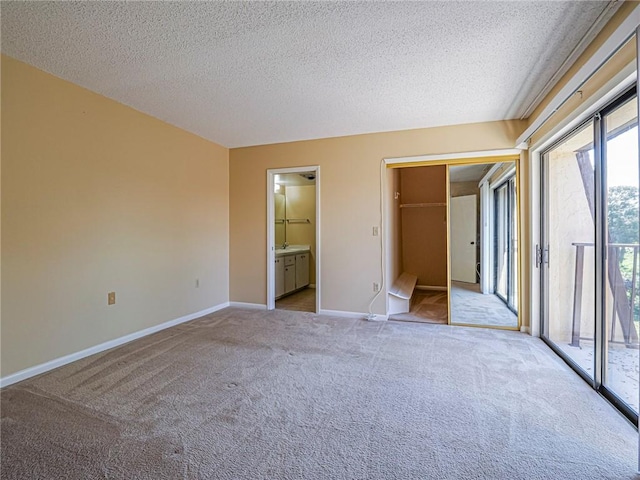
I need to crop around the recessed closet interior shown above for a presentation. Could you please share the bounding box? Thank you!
[389,165,449,324]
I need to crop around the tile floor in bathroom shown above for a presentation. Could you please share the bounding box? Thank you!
[276,287,316,313]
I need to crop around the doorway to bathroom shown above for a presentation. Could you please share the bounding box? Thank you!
[266,166,320,313]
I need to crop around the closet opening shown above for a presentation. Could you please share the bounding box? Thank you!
[384,152,521,330]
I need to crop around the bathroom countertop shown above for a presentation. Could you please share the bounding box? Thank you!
[275,245,310,256]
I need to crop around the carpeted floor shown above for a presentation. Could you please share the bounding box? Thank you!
[389,289,448,324]
[451,281,518,327]
[2,307,639,479]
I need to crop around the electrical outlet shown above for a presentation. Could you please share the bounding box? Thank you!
[373,282,380,292]
[108,292,116,305]
[372,226,379,236]
[196,278,200,288]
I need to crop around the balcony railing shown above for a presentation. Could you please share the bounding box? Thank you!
[571,242,639,348]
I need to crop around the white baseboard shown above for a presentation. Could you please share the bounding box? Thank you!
[415,285,448,291]
[229,302,267,310]
[0,302,230,389]
[319,309,388,321]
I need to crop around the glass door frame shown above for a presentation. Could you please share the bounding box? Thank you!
[493,175,518,314]
[540,85,638,426]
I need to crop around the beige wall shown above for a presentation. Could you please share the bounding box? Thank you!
[400,166,447,287]
[1,56,230,377]
[229,119,526,315]
[285,185,316,284]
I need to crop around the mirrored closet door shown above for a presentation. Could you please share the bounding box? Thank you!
[448,161,520,329]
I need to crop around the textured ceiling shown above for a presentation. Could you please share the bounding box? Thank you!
[449,164,493,183]
[1,1,614,148]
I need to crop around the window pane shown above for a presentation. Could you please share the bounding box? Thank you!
[604,95,639,413]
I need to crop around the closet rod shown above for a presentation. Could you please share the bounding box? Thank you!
[400,202,446,208]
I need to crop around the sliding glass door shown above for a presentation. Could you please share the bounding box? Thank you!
[542,119,596,379]
[494,177,518,313]
[541,87,639,423]
[603,93,639,414]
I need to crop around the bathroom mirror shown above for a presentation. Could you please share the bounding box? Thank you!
[448,161,520,329]
[273,172,316,248]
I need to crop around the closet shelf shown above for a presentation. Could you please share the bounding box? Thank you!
[400,202,446,208]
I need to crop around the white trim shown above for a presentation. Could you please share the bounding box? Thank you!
[267,172,276,309]
[0,303,230,388]
[229,302,267,310]
[385,148,522,166]
[520,326,531,334]
[479,181,492,294]
[478,163,502,187]
[415,285,447,291]
[489,163,517,190]
[530,67,636,153]
[516,2,640,147]
[319,309,388,321]
[529,147,542,339]
[266,166,321,314]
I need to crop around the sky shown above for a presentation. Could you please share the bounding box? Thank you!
[606,125,639,189]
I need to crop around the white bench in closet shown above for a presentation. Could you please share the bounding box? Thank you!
[388,273,418,315]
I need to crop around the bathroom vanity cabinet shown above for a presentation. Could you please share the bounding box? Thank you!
[275,249,310,299]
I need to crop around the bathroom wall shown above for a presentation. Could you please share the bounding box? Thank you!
[285,185,316,285]
[275,189,286,247]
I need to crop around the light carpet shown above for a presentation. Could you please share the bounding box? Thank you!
[1,307,638,479]
[450,281,518,328]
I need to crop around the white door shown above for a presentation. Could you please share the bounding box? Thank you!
[450,195,477,283]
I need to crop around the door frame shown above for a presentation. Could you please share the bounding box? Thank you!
[491,169,518,313]
[538,86,639,426]
[383,148,524,330]
[266,166,321,312]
